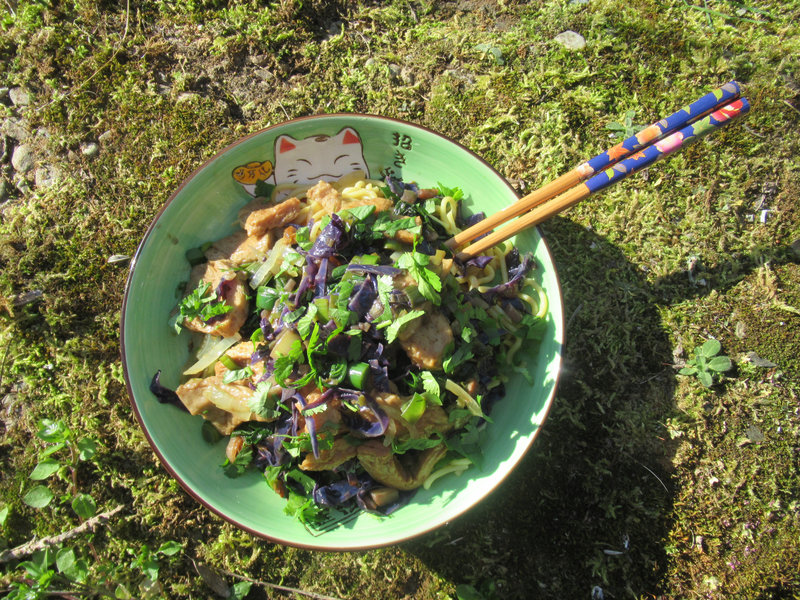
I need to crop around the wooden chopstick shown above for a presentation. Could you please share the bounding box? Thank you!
[446,81,742,251]
[455,97,750,260]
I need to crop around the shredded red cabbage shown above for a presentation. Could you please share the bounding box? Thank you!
[149,371,188,412]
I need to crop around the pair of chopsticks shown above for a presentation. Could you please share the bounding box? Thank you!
[447,81,750,259]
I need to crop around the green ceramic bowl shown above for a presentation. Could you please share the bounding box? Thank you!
[121,114,563,550]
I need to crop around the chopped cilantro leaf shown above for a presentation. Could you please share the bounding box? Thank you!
[223,365,254,384]
[172,281,232,333]
[385,309,425,344]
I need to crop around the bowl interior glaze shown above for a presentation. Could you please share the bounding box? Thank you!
[121,114,563,550]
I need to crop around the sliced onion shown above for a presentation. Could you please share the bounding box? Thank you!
[182,332,241,375]
[250,238,288,289]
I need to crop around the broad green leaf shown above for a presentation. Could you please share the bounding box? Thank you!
[41,441,66,457]
[698,370,714,387]
[230,581,253,600]
[157,540,182,556]
[699,338,721,358]
[678,367,697,375]
[23,485,53,508]
[56,547,88,582]
[55,547,76,575]
[0,504,8,527]
[29,458,61,481]
[708,356,732,372]
[115,584,133,599]
[77,438,97,460]
[71,493,97,519]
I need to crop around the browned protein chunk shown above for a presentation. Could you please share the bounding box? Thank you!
[241,197,303,237]
[213,341,265,381]
[341,193,393,213]
[357,441,448,490]
[299,438,358,471]
[183,260,248,338]
[206,230,275,265]
[398,310,454,370]
[176,375,266,435]
[373,392,453,440]
[306,180,343,215]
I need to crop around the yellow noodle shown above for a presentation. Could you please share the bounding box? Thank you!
[505,335,523,365]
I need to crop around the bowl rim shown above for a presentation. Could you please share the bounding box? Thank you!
[120,112,564,550]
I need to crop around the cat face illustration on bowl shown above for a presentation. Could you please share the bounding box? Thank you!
[232,126,369,196]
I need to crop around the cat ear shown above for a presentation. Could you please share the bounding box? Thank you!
[338,127,361,145]
[276,135,297,154]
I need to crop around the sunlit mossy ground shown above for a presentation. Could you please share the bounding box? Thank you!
[1,1,799,598]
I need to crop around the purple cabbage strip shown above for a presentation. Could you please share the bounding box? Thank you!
[314,257,330,297]
[149,371,188,412]
[368,358,390,392]
[338,390,389,438]
[348,274,378,318]
[325,333,351,358]
[292,261,318,305]
[308,213,347,259]
[384,175,419,198]
[464,255,494,270]
[254,415,292,469]
[482,252,535,298]
[313,479,360,507]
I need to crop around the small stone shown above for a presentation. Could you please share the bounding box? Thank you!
[388,64,402,79]
[98,130,113,144]
[15,178,31,194]
[11,144,34,173]
[34,165,61,188]
[254,68,275,82]
[554,30,586,50]
[745,424,765,443]
[365,57,377,68]
[2,117,30,141]
[81,141,100,158]
[8,87,31,106]
[399,66,416,85]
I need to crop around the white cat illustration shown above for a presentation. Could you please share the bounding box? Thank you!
[273,127,369,185]
[232,127,370,197]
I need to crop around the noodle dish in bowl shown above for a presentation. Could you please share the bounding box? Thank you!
[121,114,564,550]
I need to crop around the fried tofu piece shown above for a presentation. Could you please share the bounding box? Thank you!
[357,441,447,490]
[213,341,266,381]
[176,375,265,435]
[206,230,275,265]
[239,197,303,237]
[398,311,454,370]
[299,437,357,471]
[306,180,343,215]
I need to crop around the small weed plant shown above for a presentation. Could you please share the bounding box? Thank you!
[2,419,183,599]
[679,339,733,387]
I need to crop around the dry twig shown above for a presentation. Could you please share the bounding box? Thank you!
[0,505,125,564]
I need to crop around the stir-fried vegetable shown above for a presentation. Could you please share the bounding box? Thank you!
[155,174,545,524]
